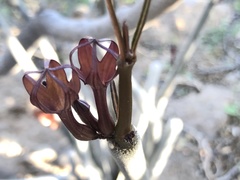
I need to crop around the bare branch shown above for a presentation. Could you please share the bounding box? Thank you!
[158,0,216,98]
[217,162,240,180]
[0,0,180,75]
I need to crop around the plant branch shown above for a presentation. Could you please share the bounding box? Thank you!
[158,0,216,98]
[217,162,240,180]
[105,0,125,60]
[0,0,180,75]
[131,0,151,54]
[114,0,153,138]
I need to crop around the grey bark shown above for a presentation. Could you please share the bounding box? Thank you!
[0,0,180,75]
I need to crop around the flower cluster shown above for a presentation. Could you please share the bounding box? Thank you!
[23,38,119,140]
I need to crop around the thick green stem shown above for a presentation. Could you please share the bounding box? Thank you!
[114,64,134,138]
[105,0,152,178]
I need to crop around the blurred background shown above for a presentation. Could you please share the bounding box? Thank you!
[0,0,240,179]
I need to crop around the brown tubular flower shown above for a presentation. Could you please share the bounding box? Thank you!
[23,60,79,113]
[72,100,99,132]
[70,38,119,137]
[70,38,119,88]
[22,60,98,140]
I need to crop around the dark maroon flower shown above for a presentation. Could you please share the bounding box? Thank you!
[23,60,80,113]
[70,38,119,89]
[72,100,99,132]
[23,38,120,140]
[70,38,119,136]
[22,60,98,140]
